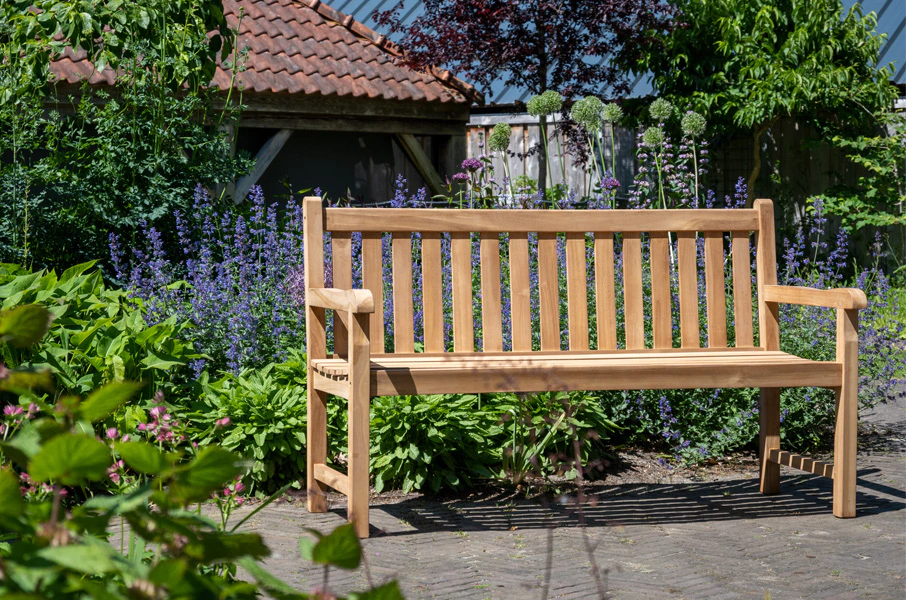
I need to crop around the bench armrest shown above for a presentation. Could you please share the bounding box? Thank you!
[308,288,375,314]
[762,285,867,310]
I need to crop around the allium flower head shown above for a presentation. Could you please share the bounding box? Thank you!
[642,127,665,147]
[601,102,623,123]
[527,90,563,117]
[681,110,707,138]
[570,96,603,132]
[488,122,512,152]
[649,98,674,123]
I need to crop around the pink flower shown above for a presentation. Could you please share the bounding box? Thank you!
[106,427,118,440]
[121,435,131,442]
[215,417,231,428]
[3,405,23,416]
[233,481,245,494]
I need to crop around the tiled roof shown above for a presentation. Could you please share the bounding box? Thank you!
[49,0,481,105]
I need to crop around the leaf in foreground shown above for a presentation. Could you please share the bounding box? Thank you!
[29,434,112,485]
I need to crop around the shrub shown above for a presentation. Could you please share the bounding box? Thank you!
[0,261,201,402]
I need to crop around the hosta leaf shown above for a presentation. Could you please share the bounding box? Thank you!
[0,305,52,348]
[80,381,143,422]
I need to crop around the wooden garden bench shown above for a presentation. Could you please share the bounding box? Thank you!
[302,198,865,538]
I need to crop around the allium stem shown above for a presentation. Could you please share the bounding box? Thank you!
[692,139,700,206]
[539,117,554,206]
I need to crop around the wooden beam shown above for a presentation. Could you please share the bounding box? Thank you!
[313,463,350,496]
[234,128,293,203]
[240,115,466,136]
[767,449,834,479]
[394,133,447,198]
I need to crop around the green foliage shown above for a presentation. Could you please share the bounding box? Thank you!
[0,263,202,400]
[0,1,250,269]
[191,352,346,495]
[0,304,401,599]
[810,112,906,230]
[627,0,898,195]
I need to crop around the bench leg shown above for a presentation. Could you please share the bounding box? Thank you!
[759,387,781,495]
[307,386,329,513]
[348,312,371,538]
[834,308,858,518]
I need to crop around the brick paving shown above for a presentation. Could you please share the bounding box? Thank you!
[238,401,906,599]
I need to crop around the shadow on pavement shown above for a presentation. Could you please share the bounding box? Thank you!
[362,471,904,537]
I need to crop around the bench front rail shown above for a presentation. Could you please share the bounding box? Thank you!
[302,198,865,537]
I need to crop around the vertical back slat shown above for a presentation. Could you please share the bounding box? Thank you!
[362,231,385,353]
[331,232,352,357]
[704,232,728,347]
[622,232,644,350]
[538,232,560,351]
[451,231,474,352]
[731,231,754,347]
[755,199,779,350]
[649,232,672,349]
[594,233,617,349]
[480,233,503,352]
[677,231,700,348]
[392,232,414,353]
[566,232,589,350]
[509,233,532,351]
[421,232,444,353]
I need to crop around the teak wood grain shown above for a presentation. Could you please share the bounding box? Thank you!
[303,199,863,536]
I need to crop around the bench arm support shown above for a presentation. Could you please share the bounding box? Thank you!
[762,285,867,310]
[308,288,375,314]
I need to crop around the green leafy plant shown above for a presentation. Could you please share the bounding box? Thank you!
[0,262,202,400]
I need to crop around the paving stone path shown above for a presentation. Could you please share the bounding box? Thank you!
[239,397,906,599]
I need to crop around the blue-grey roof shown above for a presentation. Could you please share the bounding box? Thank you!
[335,0,904,106]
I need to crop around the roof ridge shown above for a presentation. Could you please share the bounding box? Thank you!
[297,0,483,104]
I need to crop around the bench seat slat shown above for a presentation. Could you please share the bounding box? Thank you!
[326,208,759,233]
[421,232,445,353]
[480,233,503,352]
[594,233,617,349]
[649,232,672,349]
[311,351,841,395]
[622,232,644,349]
[677,231,700,348]
[732,231,754,347]
[392,232,414,353]
[566,232,589,350]
[332,232,352,357]
[509,233,532,351]
[451,232,474,352]
[538,232,560,351]
[704,231,728,348]
[362,232,385,353]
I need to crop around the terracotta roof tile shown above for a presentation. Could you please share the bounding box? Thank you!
[49,0,481,105]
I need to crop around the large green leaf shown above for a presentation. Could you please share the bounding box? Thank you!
[236,557,307,600]
[0,422,42,467]
[0,369,54,393]
[348,581,406,600]
[80,381,143,422]
[0,305,52,348]
[308,523,361,570]
[29,434,112,485]
[140,349,185,370]
[177,446,243,488]
[114,441,171,475]
[0,468,25,519]
[38,542,121,574]
[184,532,270,563]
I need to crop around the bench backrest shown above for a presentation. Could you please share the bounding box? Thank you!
[303,198,778,358]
